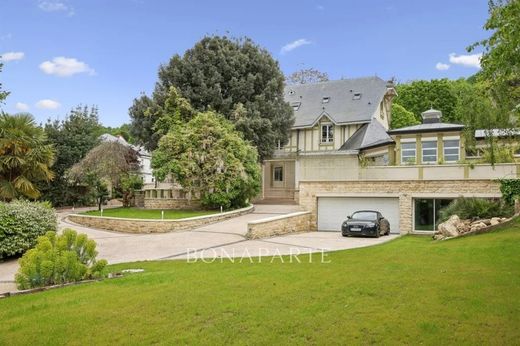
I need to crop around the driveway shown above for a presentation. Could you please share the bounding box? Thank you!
[0,204,399,293]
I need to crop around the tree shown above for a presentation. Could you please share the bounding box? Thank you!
[128,94,161,152]
[131,35,294,160]
[118,174,144,207]
[286,67,329,85]
[41,105,102,207]
[469,0,520,113]
[152,111,261,209]
[0,114,55,200]
[69,141,140,209]
[394,79,459,123]
[390,103,420,129]
[0,62,9,106]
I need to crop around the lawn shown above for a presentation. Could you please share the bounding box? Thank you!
[1,221,519,344]
[81,207,218,219]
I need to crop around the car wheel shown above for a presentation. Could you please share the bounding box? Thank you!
[375,228,380,238]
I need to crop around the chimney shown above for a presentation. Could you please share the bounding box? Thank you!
[421,108,442,124]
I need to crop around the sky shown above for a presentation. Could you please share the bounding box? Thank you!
[0,0,490,127]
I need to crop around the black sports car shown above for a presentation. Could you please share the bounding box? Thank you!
[341,210,390,238]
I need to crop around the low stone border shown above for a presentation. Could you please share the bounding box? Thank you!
[67,205,254,234]
[457,214,518,238]
[246,211,310,239]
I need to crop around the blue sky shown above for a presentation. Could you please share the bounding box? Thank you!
[0,0,489,127]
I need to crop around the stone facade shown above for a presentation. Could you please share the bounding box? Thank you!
[299,180,501,234]
[143,198,201,210]
[246,211,311,239]
[67,205,254,233]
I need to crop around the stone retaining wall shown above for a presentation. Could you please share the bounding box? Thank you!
[67,205,254,233]
[246,211,311,239]
[299,180,501,234]
[143,198,201,210]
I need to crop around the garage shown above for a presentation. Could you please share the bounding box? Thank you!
[317,197,400,233]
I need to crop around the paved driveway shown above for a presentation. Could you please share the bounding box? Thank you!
[0,204,399,293]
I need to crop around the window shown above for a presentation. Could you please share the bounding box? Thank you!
[353,92,362,100]
[401,142,416,164]
[276,140,282,150]
[321,124,334,143]
[273,166,283,182]
[444,139,460,162]
[322,96,330,103]
[291,102,301,111]
[422,140,437,163]
[414,198,453,231]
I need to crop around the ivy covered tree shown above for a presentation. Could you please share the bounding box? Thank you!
[390,103,420,129]
[152,110,261,209]
[130,35,294,160]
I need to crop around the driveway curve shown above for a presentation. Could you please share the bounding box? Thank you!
[0,204,399,293]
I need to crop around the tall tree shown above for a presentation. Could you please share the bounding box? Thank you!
[0,114,55,200]
[41,105,102,206]
[286,67,329,85]
[128,94,160,151]
[394,79,459,123]
[469,0,520,114]
[130,35,294,160]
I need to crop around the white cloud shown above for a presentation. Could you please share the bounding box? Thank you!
[280,39,312,54]
[0,51,25,62]
[435,62,450,71]
[39,57,95,77]
[449,53,482,69]
[36,99,61,110]
[15,102,30,111]
[38,1,75,16]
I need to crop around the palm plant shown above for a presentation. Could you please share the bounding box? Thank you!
[0,113,55,200]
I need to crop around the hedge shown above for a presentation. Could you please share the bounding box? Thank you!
[0,200,57,259]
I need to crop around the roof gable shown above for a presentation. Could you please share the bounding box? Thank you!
[285,77,389,128]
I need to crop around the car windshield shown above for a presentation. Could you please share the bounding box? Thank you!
[351,211,378,221]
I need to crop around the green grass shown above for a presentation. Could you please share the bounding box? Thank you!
[80,207,218,219]
[1,221,520,345]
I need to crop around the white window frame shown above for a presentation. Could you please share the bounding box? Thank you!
[421,140,437,164]
[321,123,334,143]
[401,141,416,164]
[443,139,460,163]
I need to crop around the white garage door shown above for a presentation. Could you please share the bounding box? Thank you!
[317,197,400,233]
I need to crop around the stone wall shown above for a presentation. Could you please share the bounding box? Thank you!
[246,211,311,239]
[143,198,201,210]
[67,205,254,233]
[299,180,501,234]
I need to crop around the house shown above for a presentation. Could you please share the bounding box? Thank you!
[99,133,154,184]
[261,77,517,234]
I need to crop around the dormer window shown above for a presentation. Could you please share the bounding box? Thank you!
[291,102,301,111]
[288,90,295,95]
[322,96,330,103]
[353,93,362,100]
[321,123,334,143]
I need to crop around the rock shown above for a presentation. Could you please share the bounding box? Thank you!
[480,219,491,226]
[433,234,445,240]
[490,217,500,226]
[438,216,460,238]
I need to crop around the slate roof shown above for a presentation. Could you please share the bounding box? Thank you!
[387,122,464,135]
[285,76,389,128]
[474,128,520,139]
[99,133,150,157]
[340,119,394,151]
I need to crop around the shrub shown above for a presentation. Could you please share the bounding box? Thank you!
[15,229,107,290]
[439,197,514,222]
[0,200,57,259]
